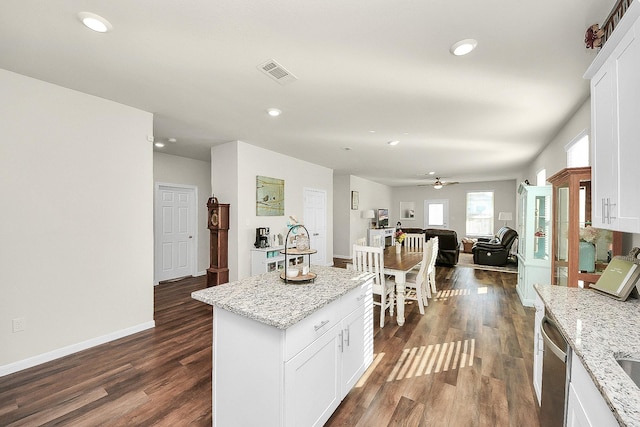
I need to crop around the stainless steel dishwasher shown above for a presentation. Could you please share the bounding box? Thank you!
[539,316,569,427]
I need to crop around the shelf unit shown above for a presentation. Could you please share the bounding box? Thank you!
[250,245,304,276]
[548,167,621,287]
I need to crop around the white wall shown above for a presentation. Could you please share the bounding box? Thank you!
[0,70,154,373]
[391,180,517,238]
[333,175,351,258]
[212,141,333,280]
[153,152,212,275]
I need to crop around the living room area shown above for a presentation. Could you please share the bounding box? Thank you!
[333,173,518,268]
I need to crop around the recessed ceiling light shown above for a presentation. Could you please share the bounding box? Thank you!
[387,140,400,146]
[428,171,436,175]
[168,138,177,143]
[343,147,352,151]
[369,130,376,133]
[450,39,477,56]
[267,108,281,117]
[154,142,165,148]
[78,12,113,33]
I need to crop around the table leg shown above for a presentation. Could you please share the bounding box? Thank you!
[395,272,406,326]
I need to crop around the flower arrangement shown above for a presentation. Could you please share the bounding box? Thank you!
[395,230,406,245]
[579,225,599,243]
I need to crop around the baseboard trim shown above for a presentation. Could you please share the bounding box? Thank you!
[0,320,156,377]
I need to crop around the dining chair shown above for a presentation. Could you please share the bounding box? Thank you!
[404,238,434,314]
[352,244,395,328]
[356,237,367,246]
[371,234,383,248]
[427,236,439,294]
[404,233,425,250]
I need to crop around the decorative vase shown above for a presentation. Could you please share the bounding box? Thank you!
[579,241,596,273]
[395,243,402,253]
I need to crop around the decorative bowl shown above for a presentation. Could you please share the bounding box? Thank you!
[286,268,299,278]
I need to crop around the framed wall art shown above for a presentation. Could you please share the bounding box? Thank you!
[256,175,284,216]
[351,191,359,210]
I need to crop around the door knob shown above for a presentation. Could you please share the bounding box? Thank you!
[313,233,319,236]
[189,236,193,239]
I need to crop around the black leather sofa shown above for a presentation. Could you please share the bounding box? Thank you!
[401,227,460,266]
[471,227,518,266]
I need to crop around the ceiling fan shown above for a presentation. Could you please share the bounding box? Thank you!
[419,177,459,189]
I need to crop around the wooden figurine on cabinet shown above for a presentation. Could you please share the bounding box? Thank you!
[207,196,230,286]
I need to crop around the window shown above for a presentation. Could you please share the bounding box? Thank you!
[566,132,589,167]
[466,191,494,236]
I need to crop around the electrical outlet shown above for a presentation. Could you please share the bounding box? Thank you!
[12,317,25,333]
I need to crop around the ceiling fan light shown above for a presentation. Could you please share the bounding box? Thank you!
[434,183,443,190]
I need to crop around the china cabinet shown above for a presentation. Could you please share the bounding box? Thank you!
[548,167,621,288]
[585,0,640,233]
[516,184,552,306]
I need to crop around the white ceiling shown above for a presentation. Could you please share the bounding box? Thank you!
[0,0,616,186]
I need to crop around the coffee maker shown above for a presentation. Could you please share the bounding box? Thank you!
[254,227,270,248]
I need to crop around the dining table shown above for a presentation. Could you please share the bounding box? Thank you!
[383,245,424,326]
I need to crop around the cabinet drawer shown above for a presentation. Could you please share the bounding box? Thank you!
[285,301,341,360]
[341,282,372,317]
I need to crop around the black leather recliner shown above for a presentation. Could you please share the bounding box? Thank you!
[472,227,518,266]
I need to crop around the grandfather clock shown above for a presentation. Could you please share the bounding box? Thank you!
[207,197,230,286]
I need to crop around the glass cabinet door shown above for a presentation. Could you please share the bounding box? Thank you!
[533,194,550,260]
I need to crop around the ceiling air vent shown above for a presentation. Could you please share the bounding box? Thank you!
[257,59,298,85]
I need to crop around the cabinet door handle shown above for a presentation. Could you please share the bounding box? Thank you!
[344,327,350,347]
[314,320,330,331]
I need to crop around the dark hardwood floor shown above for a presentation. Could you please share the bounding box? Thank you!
[0,265,539,426]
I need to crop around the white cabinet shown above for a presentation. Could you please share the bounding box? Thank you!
[368,227,395,247]
[586,2,640,233]
[565,350,618,427]
[251,246,304,275]
[213,280,373,427]
[516,184,552,307]
[532,293,544,405]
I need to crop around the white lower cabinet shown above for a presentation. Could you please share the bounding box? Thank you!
[213,280,373,427]
[565,350,618,427]
[532,294,544,405]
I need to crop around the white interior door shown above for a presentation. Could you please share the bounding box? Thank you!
[155,184,196,283]
[424,199,449,229]
[303,188,327,266]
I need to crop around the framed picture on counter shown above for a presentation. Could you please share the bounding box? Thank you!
[351,191,359,210]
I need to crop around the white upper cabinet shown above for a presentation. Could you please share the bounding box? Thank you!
[585,1,640,233]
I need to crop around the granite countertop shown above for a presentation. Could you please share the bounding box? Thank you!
[192,265,373,330]
[535,284,640,427]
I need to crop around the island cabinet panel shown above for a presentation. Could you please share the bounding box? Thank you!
[211,280,373,427]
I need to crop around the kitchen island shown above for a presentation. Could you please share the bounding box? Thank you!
[535,284,640,427]
[192,265,374,427]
